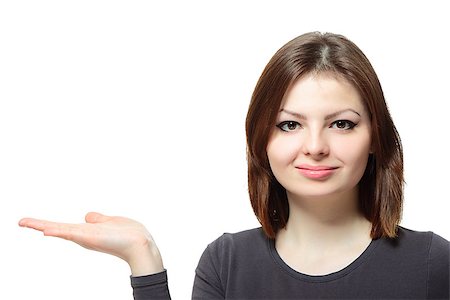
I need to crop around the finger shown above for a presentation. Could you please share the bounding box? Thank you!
[18,218,53,232]
[19,218,82,240]
[20,218,99,250]
[42,223,78,240]
[43,223,104,252]
[85,212,113,224]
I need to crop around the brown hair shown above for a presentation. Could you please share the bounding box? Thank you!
[245,32,403,239]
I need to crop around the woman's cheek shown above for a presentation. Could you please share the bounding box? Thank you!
[267,136,299,172]
[334,135,371,170]
[277,136,301,164]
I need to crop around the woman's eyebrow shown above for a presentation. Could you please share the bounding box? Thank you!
[279,108,307,119]
[279,108,361,120]
[324,109,361,120]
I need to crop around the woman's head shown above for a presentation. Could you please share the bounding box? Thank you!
[246,32,403,239]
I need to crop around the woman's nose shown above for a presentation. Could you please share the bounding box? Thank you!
[301,130,329,158]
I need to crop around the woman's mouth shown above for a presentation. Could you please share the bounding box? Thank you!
[296,165,339,180]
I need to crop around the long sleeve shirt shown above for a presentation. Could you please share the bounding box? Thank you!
[131,226,449,299]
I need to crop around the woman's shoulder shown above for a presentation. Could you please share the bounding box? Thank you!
[195,227,270,280]
[379,226,449,268]
[395,226,449,248]
[206,227,267,252]
[393,227,449,298]
[199,227,273,267]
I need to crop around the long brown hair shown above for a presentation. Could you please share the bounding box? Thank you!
[245,32,403,239]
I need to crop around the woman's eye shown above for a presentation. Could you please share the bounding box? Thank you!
[330,120,356,130]
[276,121,301,132]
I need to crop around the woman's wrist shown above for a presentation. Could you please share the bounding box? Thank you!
[127,240,164,277]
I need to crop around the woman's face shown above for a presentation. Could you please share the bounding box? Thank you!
[266,73,372,200]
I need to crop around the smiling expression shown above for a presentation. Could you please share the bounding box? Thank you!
[266,73,372,201]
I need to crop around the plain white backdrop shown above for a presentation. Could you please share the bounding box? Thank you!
[1,1,449,299]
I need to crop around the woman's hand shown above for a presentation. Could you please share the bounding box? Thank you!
[18,212,164,276]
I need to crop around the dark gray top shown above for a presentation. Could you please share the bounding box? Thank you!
[131,226,449,299]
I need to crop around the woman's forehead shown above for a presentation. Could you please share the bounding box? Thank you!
[279,73,365,114]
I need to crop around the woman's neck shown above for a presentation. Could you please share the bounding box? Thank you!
[275,189,373,275]
[288,188,366,230]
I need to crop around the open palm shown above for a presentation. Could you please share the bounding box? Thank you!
[19,212,163,276]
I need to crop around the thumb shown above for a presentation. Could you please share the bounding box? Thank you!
[85,212,112,223]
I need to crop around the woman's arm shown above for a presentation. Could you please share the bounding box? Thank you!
[18,212,164,276]
[19,212,225,299]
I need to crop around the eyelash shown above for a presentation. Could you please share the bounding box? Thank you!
[276,121,302,132]
[276,120,357,132]
[330,120,357,130]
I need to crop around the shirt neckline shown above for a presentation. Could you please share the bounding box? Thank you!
[268,234,381,283]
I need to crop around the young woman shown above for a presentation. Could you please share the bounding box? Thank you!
[19,32,449,299]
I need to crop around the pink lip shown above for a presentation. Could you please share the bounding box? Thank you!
[296,165,338,180]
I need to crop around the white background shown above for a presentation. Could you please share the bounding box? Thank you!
[1,1,449,299]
